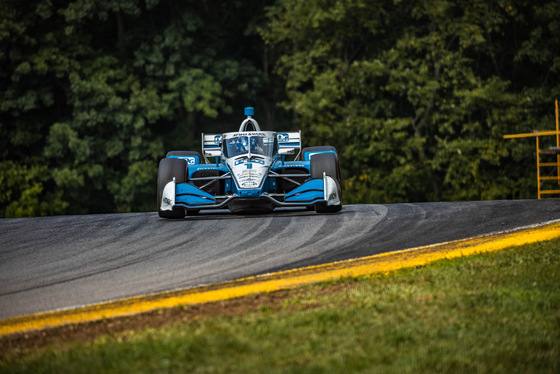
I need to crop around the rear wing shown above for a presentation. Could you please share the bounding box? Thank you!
[277,131,302,160]
[202,133,222,163]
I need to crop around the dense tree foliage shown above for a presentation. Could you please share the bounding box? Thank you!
[1,0,274,216]
[1,0,559,217]
[262,0,560,203]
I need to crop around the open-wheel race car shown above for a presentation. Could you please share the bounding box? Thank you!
[157,107,342,218]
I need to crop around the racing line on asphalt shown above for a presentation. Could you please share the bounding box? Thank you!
[1,217,560,336]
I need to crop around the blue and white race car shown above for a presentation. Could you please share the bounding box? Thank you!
[157,107,342,218]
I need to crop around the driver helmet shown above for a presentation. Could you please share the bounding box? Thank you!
[236,136,248,151]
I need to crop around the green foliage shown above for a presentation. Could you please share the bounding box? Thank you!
[1,0,559,217]
[0,161,67,217]
[262,0,560,203]
[1,0,272,216]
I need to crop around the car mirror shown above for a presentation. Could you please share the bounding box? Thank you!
[279,147,295,155]
[204,150,222,157]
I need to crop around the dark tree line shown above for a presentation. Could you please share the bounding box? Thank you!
[1,0,559,217]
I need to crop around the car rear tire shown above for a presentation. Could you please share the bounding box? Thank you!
[310,152,342,213]
[157,158,187,219]
[302,146,337,161]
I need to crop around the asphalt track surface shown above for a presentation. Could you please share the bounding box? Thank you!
[1,200,560,320]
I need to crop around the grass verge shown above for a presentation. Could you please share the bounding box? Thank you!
[1,238,559,373]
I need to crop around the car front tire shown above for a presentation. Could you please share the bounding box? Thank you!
[157,158,187,219]
[310,152,343,213]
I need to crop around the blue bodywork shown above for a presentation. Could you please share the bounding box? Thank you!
[168,158,325,211]
[158,107,341,215]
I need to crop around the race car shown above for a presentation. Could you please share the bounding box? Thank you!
[157,107,342,218]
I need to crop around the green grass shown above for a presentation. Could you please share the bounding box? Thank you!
[2,238,560,373]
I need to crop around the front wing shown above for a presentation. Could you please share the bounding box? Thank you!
[160,173,341,211]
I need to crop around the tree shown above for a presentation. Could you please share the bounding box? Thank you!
[262,0,559,203]
[1,0,274,217]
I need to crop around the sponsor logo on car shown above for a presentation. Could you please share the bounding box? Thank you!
[232,132,267,137]
[176,156,197,164]
[277,133,289,142]
[235,159,266,166]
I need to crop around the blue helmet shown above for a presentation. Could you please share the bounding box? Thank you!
[236,136,248,150]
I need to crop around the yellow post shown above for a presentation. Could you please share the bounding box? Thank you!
[556,99,559,185]
[537,135,541,199]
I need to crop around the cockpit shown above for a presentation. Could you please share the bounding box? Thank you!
[224,134,277,158]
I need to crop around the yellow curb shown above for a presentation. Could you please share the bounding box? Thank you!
[1,220,559,336]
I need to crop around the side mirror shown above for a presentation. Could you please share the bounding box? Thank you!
[279,147,295,155]
[204,150,222,157]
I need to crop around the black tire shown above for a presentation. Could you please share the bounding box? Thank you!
[302,146,337,161]
[157,158,187,219]
[166,151,203,164]
[310,152,342,213]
